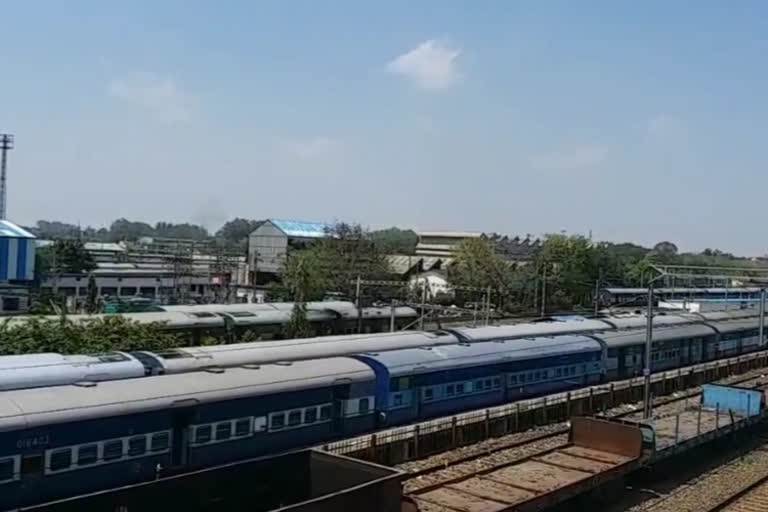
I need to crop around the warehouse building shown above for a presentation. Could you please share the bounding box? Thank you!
[0,220,36,313]
[247,219,331,277]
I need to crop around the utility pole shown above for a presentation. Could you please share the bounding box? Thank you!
[643,282,654,419]
[594,271,601,316]
[355,275,362,333]
[484,286,491,326]
[419,278,428,330]
[390,299,396,332]
[760,288,766,346]
[0,134,14,220]
[540,265,547,317]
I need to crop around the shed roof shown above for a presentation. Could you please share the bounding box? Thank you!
[270,219,331,238]
[355,335,602,377]
[0,220,35,239]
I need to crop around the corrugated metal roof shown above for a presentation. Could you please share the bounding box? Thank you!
[356,335,602,376]
[270,219,331,238]
[0,220,35,239]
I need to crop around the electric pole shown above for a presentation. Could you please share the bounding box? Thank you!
[0,134,14,220]
[540,265,547,317]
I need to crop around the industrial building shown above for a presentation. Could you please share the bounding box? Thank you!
[247,219,331,276]
[0,220,36,312]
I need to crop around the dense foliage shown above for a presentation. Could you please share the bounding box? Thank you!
[36,240,97,275]
[448,234,768,312]
[0,315,181,355]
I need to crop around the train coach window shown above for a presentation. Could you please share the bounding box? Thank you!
[194,425,212,444]
[423,388,434,401]
[393,393,403,406]
[319,405,332,420]
[77,445,98,466]
[305,408,317,423]
[359,398,370,414]
[21,453,43,475]
[253,417,267,432]
[128,436,147,456]
[446,385,455,396]
[49,449,72,472]
[103,440,123,461]
[0,458,14,482]
[492,377,501,388]
[216,422,232,441]
[235,419,251,437]
[270,413,285,430]
[151,432,170,452]
[288,411,302,426]
[455,383,465,394]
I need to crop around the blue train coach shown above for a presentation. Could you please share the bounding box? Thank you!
[0,358,376,510]
[354,335,605,426]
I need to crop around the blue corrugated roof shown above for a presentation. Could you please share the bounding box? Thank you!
[270,219,331,238]
[356,335,602,377]
[0,220,35,239]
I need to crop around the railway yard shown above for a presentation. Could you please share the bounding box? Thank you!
[332,357,768,512]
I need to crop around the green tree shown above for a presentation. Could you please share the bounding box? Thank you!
[0,316,181,355]
[37,240,97,276]
[370,227,419,254]
[282,251,319,338]
[216,218,263,242]
[85,273,99,313]
[109,218,155,241]
[535,234,597,309]
[448,238,520,308]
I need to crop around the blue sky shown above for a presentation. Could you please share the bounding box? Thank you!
[2,1,767,254]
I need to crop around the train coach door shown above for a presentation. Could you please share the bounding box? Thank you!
[332,380,352,435]
[171,408,194,468]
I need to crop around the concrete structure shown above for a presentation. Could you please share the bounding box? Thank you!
[248,219,331,275]
[415,231,482,258]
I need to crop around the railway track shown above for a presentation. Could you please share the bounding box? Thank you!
[630,436,768,512]
[401,369,768,494]
[717,476,768,512]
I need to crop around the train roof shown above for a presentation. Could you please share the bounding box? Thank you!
[705,317,760,334]
[450,319,612,341]
[354,335,602,377]
[0,352,146,391]
[151,330,461,372]
[0,357,373,432]
[595,324,717,348]
[696,310,760,322]
[599,313,695,330]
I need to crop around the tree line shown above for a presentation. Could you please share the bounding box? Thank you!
[26,219,420,253]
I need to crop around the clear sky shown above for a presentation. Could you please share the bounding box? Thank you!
[2,1,767,254]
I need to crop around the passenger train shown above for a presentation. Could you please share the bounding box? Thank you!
[1,301,419,345]
[0,309,758,391]
[0,310,766,509]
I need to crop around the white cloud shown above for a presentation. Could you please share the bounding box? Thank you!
[529,145,608,171]
[109,72,191,123]
[386,40,460,90]
[280,137,339,160]
[647,114,686,139]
